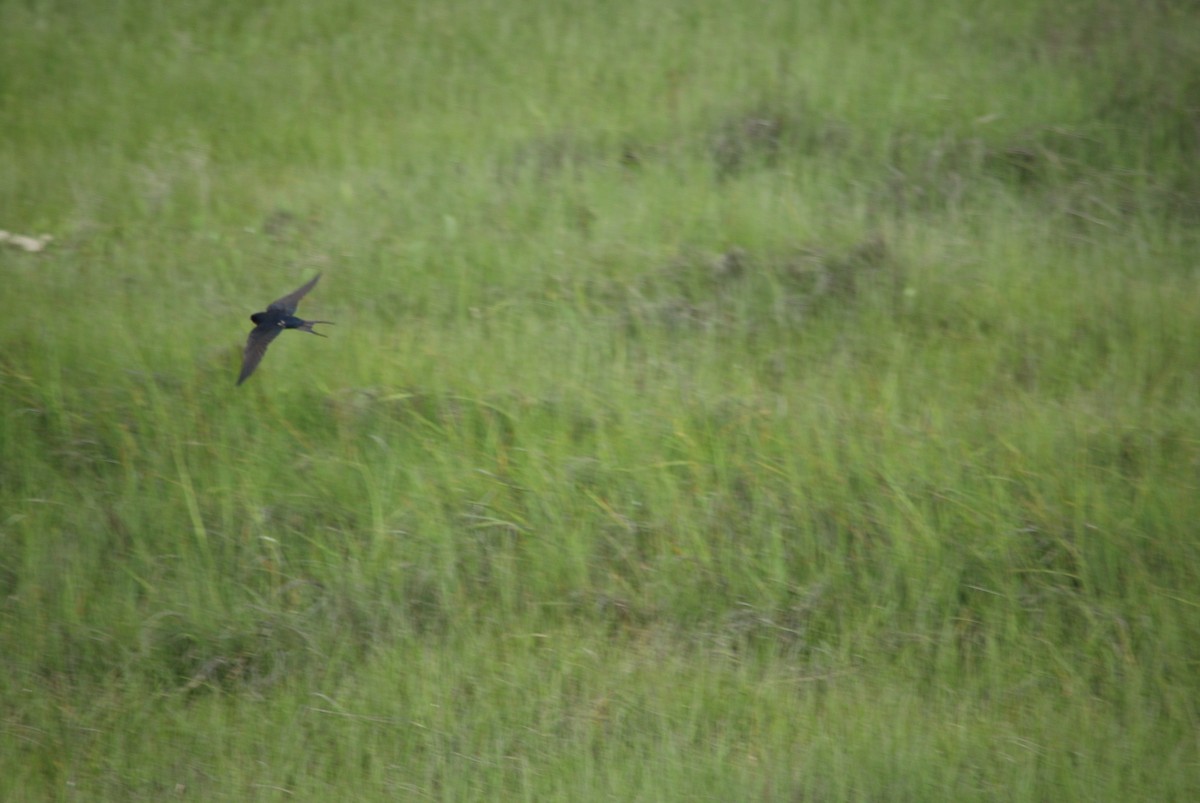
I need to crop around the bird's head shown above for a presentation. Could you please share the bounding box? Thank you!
[250,312,266,324]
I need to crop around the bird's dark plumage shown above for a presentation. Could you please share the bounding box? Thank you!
[237,273,333,385]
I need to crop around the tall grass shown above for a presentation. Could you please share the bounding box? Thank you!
[2,0,1198,798]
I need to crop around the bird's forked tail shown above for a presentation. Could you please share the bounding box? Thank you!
[299,320,334,337]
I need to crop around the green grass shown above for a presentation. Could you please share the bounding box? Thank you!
[2,0,1199,799]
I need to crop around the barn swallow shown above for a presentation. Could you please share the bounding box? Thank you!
[237,273,333,385]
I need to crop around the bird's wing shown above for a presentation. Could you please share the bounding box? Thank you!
[237,324,284,385]
[266,273,321,315]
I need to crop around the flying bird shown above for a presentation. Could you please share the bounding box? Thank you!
[237,273,333,385]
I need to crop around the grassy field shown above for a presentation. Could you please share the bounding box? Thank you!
[2,0,1199,799]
